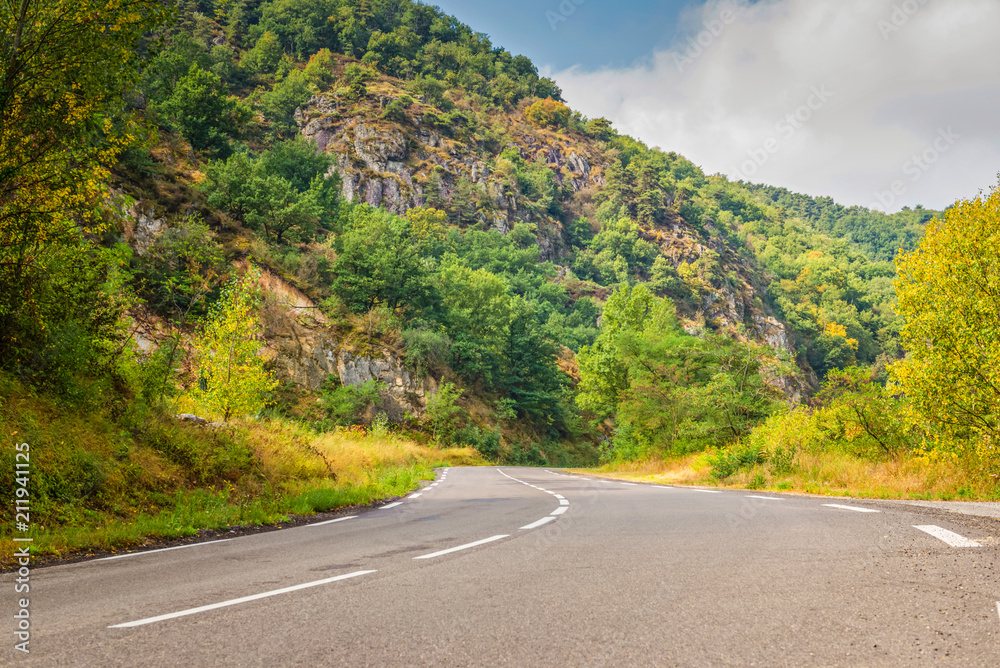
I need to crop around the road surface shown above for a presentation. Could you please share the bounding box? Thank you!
[6,467,1000,666]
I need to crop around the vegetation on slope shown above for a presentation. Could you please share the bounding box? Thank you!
[1,0,998,564]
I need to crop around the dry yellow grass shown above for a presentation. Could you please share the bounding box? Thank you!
[573,450,998,501]
[243,418,482,487]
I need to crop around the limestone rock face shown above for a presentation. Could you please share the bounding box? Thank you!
[336,351,429,421]
[124,202,167,254]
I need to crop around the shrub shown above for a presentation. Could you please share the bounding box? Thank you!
[316,378,383,428]
[402,327,452,378]
[525,98,571,129]
[708,442,769,480]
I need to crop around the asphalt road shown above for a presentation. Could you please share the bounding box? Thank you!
[6,467,1000,666]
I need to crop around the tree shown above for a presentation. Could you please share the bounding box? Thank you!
[525,98,571,129]
[331,206,428,312]
[0,0,172,369]
[892,183,1000,440]
[160,64,249,157]
[192,267,277,421]
[206,140,336,243]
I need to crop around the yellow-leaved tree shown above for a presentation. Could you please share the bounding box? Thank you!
[0,0,172,366]
[191,267,277,422]
[891,181,1000,442]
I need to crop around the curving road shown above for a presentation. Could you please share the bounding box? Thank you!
[7,467,1000,666]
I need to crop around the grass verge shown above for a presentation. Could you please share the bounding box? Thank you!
[0,380,482,568]
[573,449,1000,501]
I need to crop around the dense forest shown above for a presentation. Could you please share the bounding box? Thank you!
[2,0,998,548]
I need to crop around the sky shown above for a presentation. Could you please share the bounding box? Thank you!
[431,0,1000,212]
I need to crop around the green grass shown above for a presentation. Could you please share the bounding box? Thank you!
[0,375,481,567]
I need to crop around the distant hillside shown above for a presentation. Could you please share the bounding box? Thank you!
[741,183,938,262]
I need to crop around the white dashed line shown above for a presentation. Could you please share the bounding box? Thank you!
[620,483,638,486]
[96,540,232,561]
[109,570,376,628]
[521,517,557,530]
[746,495,783,501]
[689,489,722,494]
[408,493,422,498]
[913,525,982,548]
[414,535,509,560]
[307,516,358,527]
[497,468,570,526]
[380,502,404,510]
[823,504,880,513]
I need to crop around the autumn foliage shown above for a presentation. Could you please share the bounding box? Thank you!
[892,183,1000,442]
[525,97,572,129]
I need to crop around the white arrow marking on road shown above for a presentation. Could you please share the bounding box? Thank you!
[109,570,377,628]
[823,504,880,513]
[913,525,982,547]
[96,539,232,561]
[414,535,509,560]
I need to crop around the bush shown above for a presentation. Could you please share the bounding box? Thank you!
[402,327,452,377]
[382,95,413,123]
[525,98,571,129]
[707,442,769,480]
[316,379,382,429]
[453,424,502,460]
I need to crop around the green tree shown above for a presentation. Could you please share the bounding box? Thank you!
[160,64,249,157]
[892,183,1000,441]
[192,267,277,421]
[425,381,464,445]
[331,206,428,312]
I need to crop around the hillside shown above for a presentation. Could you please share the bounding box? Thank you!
[4,0,998,563]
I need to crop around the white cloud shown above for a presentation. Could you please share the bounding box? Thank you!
[552,0,1000,212]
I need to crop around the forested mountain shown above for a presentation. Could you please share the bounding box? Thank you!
[4,0,997,529]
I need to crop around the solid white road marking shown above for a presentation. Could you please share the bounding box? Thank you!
[521,517,557,530]
[913,525,982,548]
[822,504,880,513]
[414,535,509,560]
[109,571,376,628]
[96,540,232,561]
[746,495,783,501]
[307,516,358,527]
[996,602,1000,627]
[380,502,404,510]
[550,506,568,516]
